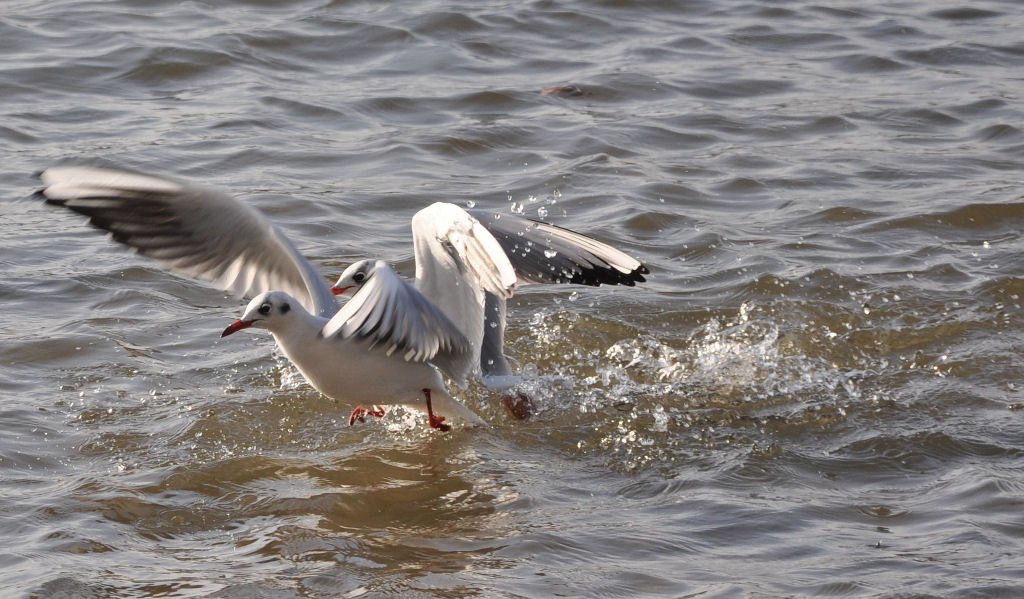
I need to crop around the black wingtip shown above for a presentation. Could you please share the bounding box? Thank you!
[34,188,70,207]
[33,188,56,204]
[622,263,650,285]
[33,168,53,202]
[564,261,649,287]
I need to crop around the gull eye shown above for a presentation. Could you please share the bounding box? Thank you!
[258,303,272,316]
[353,271,366,283]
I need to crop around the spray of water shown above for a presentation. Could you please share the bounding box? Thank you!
[508,302,865,470]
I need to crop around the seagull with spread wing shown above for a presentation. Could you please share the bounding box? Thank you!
[37,166,648,431]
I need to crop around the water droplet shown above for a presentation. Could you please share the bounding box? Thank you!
[544,249,558,258]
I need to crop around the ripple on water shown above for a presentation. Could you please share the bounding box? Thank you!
[5,0,1024,595]
[929,7,1003,21]
[728,26,854,53]
[897,43,1020,68]
[830,53,911,73]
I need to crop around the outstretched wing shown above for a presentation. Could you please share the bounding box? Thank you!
[411,203,519,382]
[468,209,649,286]
[411,202,649,381]
[37,165,338,318]
[321,260,471,376]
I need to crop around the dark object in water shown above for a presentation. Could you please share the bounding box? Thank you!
[540,85,583,97]
[502,391,534,420]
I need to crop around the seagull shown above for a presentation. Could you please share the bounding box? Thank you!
[37,165,648,430]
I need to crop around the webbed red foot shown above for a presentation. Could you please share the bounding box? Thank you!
[349,405,386,426]
[422,388,451,432]
[428,413,451,432]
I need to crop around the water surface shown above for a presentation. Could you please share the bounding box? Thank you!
[3,0,1024,597]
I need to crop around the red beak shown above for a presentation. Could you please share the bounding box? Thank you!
[331,286,351,296]
[221,319,253,337]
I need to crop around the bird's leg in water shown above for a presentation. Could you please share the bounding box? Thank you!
[422,388,451,432]
[348,405,386,426]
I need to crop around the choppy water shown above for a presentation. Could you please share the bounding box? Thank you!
[4,0,1024,597]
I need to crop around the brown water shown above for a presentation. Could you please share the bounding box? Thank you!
[3,1,1024,597]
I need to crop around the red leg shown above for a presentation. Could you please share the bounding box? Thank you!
[423,388,451,432]
[348,405,386,426]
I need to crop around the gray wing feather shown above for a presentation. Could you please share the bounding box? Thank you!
[322,261,470,373]
[38,166,337,318]
[467,209,649,286]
